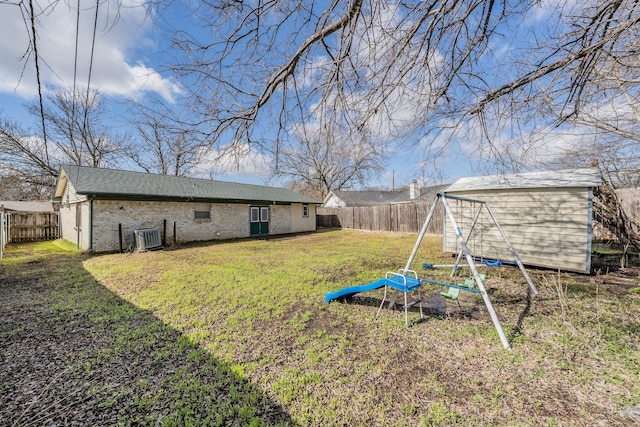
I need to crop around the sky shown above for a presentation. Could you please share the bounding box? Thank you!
[0,0,584,190]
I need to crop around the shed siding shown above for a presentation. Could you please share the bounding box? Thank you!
[444,187,592,273]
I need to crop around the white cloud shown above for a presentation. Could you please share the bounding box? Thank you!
[454,115,594,173]
[0,0,181,102]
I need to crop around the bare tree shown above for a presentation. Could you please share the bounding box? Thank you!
[0,117,58,199]
[26,88,124,168]
[0,118,55,177]
[161,1,640,164]
[0,168,52,200]
[126,98,203,176]
[0,88,124,198]
[272,120,384,199]
[537,13,640,187]
[594,177,640,252]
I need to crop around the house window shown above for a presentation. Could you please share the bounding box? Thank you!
[250,206,260,222]
[302,204,309,218]
[193,203,211,221]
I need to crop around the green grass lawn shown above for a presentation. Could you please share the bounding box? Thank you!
[1,230,639,426]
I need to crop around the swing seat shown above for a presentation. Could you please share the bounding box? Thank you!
[440,278,474,299]
[440,277,479,309]
[440,286,460,300]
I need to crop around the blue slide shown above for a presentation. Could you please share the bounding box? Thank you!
[325,278,389,303]
[325,275,421,303]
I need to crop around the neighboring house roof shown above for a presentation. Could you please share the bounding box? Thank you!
[327,190,412,206]
[444,168,601,193]
[0,200,55,212]
[53,165,320,204]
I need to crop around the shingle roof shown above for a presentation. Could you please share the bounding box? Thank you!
[326,184,449,207]
[0,200,55,212]
[445,168,601,192]
[331,190,411,206]
[54,165,320,204]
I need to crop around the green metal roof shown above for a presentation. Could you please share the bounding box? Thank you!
[54,165,320,204]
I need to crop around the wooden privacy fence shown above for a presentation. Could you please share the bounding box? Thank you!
[318,187,638,241]
[0,211,8,259]
[318,202,443,234]
[2,211,60,243]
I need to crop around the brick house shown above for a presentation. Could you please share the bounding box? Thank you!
[52,165,320,252]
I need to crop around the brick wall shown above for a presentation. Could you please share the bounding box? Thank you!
[91,200,254,252]
[270,205,291,235]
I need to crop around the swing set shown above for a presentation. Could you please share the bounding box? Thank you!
[326,193,538,350]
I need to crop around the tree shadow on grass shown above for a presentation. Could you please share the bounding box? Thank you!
[0,242,295,426]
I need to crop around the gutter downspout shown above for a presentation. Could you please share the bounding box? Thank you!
[89,195,94,252]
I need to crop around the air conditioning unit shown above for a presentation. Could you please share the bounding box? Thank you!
[134,227,163,251]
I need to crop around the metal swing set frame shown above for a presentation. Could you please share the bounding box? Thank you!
[377,193,539,350]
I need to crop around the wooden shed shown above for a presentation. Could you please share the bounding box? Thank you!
[443,168,601,273]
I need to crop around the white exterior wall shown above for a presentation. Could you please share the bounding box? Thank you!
[59,183,90,250]
[290,203,317,233]
[443,187,593,273]
[323,193,346,208]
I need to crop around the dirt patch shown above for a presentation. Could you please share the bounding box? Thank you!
[0,246,294,426]
[311,265,359,285]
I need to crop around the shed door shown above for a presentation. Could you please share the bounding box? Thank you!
[250,206,269,235]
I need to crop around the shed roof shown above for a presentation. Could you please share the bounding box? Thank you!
[445,168,601,193]
[53,165,320,204]
[0,200,55,212]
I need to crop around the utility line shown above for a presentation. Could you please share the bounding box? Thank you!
[71,0,81,150]
[82,0,100,163]
[28,0,50,168]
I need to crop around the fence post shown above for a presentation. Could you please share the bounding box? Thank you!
[119,223,123,253]
[0,207,4,259]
